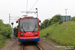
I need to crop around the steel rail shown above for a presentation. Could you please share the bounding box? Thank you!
[21,45,24,50]
[21,42,42,50]
[36,43,42,50]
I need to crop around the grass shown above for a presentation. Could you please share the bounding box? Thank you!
[0,34,11,48]
[40,21,75,47]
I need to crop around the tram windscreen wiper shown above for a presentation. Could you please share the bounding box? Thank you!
[22,24,26,33]
[32,24,36,32]
[23,28,26,33]
[32,28,35,32]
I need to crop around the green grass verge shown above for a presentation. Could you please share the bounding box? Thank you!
[40,21,75,46]
[0,34,11,48]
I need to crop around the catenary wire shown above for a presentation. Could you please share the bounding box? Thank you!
[29,0,38,11]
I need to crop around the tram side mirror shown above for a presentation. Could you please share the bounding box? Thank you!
[17,25,19,27]
[16,21,18,23]
[11,22,14,25]
[39,20,41,23]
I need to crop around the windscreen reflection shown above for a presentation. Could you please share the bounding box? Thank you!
[20,19,38,32]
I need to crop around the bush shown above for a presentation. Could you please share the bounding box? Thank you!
[71,17,75,21]
[52,14,61,22]
[0,20,12,38]
[59,20,63,24]
[40,14,61,30]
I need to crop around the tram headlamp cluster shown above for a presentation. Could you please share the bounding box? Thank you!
[34,33,38,35]
[20,33,24,35]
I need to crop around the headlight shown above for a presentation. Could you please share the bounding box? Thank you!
[35,33,38,35]
[20,33,24,35]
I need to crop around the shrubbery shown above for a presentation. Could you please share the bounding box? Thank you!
[0,20,12,38]
[0,19,12,48]
[59,20,63,24]
[40,14,61,30]
[71,17,75,21]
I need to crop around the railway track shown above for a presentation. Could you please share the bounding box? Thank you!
[21,42,42,50]
[36,44,42,50]
[21,45,24,50]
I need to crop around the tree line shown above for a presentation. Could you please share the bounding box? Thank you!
[0,20,12,38]
[40,14,75,30]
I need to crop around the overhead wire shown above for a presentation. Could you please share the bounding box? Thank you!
[10,0,29,25]
[10,0,38,26]
[29,0,38,11]
[26,0,28,15]
[10,16,20,23]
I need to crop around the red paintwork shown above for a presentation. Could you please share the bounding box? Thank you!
[18,17,40,39]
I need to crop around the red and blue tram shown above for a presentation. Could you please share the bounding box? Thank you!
[17,16,41,42]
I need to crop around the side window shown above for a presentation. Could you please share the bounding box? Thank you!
[17,25,19,32]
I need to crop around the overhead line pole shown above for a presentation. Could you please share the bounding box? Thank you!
[11,22,14,40]
[36,8,38,18]
[29,0,38,11]
[26,0,28,15]
[65,9,68,21]
[9,14,10,24]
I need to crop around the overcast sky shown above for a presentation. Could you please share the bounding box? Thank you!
[0,0,75,27]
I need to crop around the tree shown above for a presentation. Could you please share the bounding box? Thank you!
[71,17,75,21]
[43,19,49,28]
[0,20,12,38]
[40,14,61,30]
[52,14,61,22]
